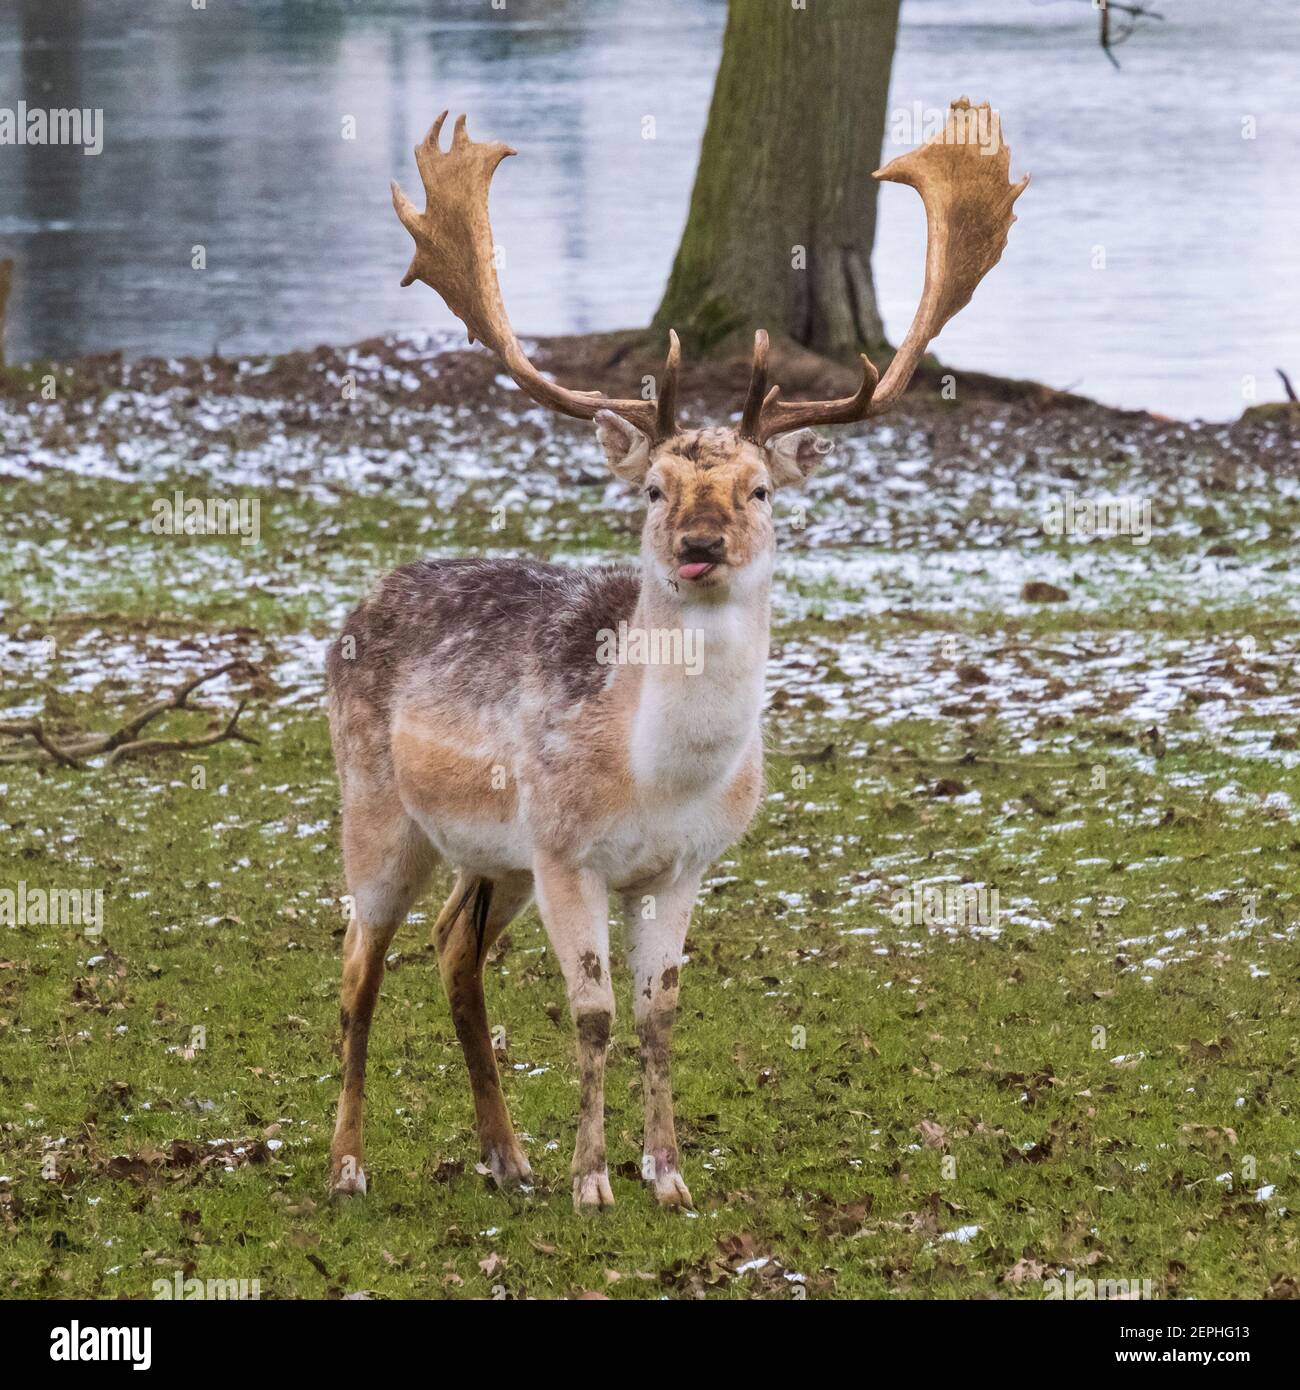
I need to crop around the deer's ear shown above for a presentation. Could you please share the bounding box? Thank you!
[767,428,830,488]
[595,410,651,485]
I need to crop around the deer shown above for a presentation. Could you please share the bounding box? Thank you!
[326,101,1027,1210]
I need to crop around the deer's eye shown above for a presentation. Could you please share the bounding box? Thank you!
[645,485,663,503]
[751,487,769,503]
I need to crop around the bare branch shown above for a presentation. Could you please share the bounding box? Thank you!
[1032,0,1165,67]
[0,661,259,768]
[1100,3,1121,67]
[1097,0,1165,20]
[107,700,259,764]
[0,718,83,768]
[106,660,253,748]
[1097,0,1165,67]
[1043,0,1165,21]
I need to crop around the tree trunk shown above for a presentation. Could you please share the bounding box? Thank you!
[0,260,13,369]
[652,0,901,362]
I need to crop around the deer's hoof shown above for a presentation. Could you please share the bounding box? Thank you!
[572,1169,615,1211]
[486,1142,533,1191]
[330,1167,368,1199]
[650,1169,694,1210]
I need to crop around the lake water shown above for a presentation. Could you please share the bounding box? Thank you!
[1,0,1296,420]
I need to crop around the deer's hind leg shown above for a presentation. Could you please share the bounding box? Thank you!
[433,870,534,1189]
[330,793,437,1198]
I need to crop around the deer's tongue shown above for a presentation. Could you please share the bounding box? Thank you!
[677,561,715,581]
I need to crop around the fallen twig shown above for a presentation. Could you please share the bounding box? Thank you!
[0,717,83,768]
[0,660,259,767]
[863,751,1090,771]
[106,699,257,764]
[773,747,1089,771]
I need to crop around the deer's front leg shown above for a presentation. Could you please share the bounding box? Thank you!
[625,869,701,1209]
[533,855,615,1211]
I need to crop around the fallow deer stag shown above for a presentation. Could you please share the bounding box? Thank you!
[327,102,1027,1209]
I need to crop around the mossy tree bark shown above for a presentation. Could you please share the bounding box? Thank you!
[0,260,12,368]
[652,0,901,361]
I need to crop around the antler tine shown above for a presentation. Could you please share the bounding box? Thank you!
[655,329,681,439]
[747,97,1025,444]
[393,112,672,439]
[753,355,880,444]
[739,330,769,441]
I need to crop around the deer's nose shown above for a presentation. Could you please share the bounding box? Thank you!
[677,532,727,564]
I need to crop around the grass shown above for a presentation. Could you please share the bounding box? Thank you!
[1,373,1298,1300]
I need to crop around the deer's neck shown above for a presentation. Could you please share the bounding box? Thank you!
[620,562,771,797]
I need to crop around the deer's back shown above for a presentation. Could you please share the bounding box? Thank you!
[327,557,640,717]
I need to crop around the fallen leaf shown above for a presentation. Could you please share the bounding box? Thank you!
[1001,1257,1047,1285]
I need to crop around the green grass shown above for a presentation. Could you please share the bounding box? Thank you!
[2,406,1298,1301]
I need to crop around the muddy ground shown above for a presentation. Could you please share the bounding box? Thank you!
[1,333,1297,1299]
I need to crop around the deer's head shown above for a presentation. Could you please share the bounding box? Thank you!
[392,107,1027,597]
[589,415,821,594]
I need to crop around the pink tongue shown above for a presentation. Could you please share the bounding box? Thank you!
[677,561,714,581]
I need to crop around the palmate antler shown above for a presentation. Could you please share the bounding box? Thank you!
[392,112,681,441]
[394,101,1025,447]
[740,98,1029,444]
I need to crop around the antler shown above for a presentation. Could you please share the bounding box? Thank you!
[741,98,1028,444]
[739,329,879,443]
[393,112,680,441]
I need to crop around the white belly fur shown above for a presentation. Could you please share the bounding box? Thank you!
[593,593,762,889]
[402,588,765,888]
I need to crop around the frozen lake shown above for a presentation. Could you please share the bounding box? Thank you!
[0,0,1295,420]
